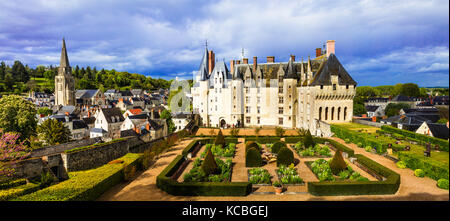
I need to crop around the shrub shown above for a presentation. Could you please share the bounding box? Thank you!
[303,130,315,148]
[271,142,286,154]
[123,164,136,181]
[397,151,449,180]
[201,149,220,176]
[365,146,372,152]
[245,141,261,153]
[344,138,351,144]
[0,183,41,201]
[329,150,347,175]
[214,130,226,147]
[396,161,407,169]
[437,179,449,190]
[414,169,425,178]
[229,128,240,137]
[276,147,294,167]
[39,171,54,188]
[275,127,285,137]
[357,142,363,148]
[246,147,262,167]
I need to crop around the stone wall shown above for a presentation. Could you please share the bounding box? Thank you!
[30,137,101,158]
[61,136,144,172]
[354,119,383,128]
[12,157,44,179]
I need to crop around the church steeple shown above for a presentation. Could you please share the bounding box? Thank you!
[60,38,70,69]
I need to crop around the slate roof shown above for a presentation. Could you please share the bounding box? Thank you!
[365,105,380,112]
[57,105,77,115]
[392,95,412,102]
[76,89,99,99]
[60,38,70,68]
[101,108,125,123]
[120,129,138,138]
[131,89,143,96]
[310,54,357,86]
[71,120,88,130]
[284,57,298,79]
[197,48,209,81]
[427,123,449,140]
[91,128,107,133]
[82,117,96,125]
[120,90,133,97]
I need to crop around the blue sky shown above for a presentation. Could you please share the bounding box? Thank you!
[0,0,448,87]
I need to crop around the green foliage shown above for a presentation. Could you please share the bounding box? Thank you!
[214,130,226,147]
[160,110,175,134]
[437,179,449,190]
[385,103,411,117]
[397,151,448,180]
[329,150,348,175]
[229,128,240,137]
[353,103,367,116]
[365,146,373,152]
[271,141,286,154]
[275,127,285,137]
[277,164,303,184]
[201,149,219,176]
[39,171,54,188]
[414,169,425,177]
[248,168,271,184]
[396,161,407,169]
[303,130,315,148]
[381,125,449,152]
[276,147,294,167]
[0,182,40,201]
[201,143,235,158]
[0,179,27,190]
[245,147,262,167]
[15,153,143,201]
[400,83,420,97]
[37,107,53,116]
[0,95,37,140]
[245,141,261,154]
[37,118,71,145]
[437,118,448,124]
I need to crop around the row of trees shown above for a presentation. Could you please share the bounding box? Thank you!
[0,60,172,94]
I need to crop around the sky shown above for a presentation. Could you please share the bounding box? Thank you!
[0,0,448,87]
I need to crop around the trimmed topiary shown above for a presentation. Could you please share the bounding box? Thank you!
[276,147,294,167]
[396,161,407,169]
[246,147,262,167]
[303,130,315,148]
[414,169,425,178]
[437,179,449,190]
[271,141,287,154]
[201,149,220,176]
[214,130,226,147]
[245,141,261,153]
[329,150,347,175]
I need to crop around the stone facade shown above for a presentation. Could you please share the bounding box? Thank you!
[192,40,356,136]
[55,38,76,106]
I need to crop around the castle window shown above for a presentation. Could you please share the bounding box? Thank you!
[246,106,250,113]
[289,85,291,89]
[346,85,349,89]
[246,117,251,124]
[279,86,283,93]
[257,106,261,114]
[245,87,249,93]
[279,107,283,114]
[246,97,249,103]
[278,118,283,125]
[333,84,336,90]
[320,85,323,89]
[279,97,284,104]
[257,97,260,103]
[257,117,260,124]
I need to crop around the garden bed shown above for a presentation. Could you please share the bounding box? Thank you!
[305,159,369,182]
[291,142,332,158]
[183,157,233,183]
[275,165,304,186]
[247,168,272,186]
[200,143,236,159]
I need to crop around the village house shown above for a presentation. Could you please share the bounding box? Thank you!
[75,89,106,107]
[120,113,168,140]
[173,112,192,132]
[90,107,125,139]
[123,108,143,118]
[415,121,449,140]
[365,105,384,117]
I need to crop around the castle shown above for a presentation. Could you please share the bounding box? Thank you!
[191,40,357,136]
[54,38,76,106]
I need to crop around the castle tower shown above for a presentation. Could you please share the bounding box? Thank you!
[55,38,76,106]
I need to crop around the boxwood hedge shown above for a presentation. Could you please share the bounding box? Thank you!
[0,182,41,201]
[14,153,143,201]
[308,154,400,196]
[397,151,449,180]
[381,125,449,152]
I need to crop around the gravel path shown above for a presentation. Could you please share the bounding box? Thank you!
[98,137,449,201]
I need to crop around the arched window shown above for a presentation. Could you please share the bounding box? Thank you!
[344,107,347,121]
[319,107,322,121]
[338,107,341,121]
[325,107,328,121]
[331,107,335,121]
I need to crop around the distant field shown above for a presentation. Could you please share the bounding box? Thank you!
[332,122,380,133]
[31,77,49,86]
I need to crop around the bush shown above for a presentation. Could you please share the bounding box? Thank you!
[271,142,286,154]
[214,130,226,147]
[246,147,262,167]
[397,151,449,180]
[245,141,261,153]
[381,125,449,152]
[285,137,303,144]
[437,179,449,190]
[229,128,240,137]
[396,161,407,169]
[365,146,372,152]
[201,149,220,176]
[0,183,41,201]
[275,127,285,137]
[344,138,351,144]
[357,142,363,148]
[414,169,425,178]
[303,130,315,148]
[329,150,347,175]
[39,171,54,188]
[123,164,136,181]
[276,147,294,167]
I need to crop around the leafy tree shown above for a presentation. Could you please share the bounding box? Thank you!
[392,83,403,97]
[0,130,31,181]
[160,109,175,134]
[437,118,448,124]
[11,60,29,82]
[0,95,37,140]
[400,83,420,97]
[37,107,53,116]
[356,86,380,98]
[0,61,6,80]
[37,118,71,145]
[3,73,14,90]
[303,130,315,148]
[385,103,410,117]
[353,102,367,116]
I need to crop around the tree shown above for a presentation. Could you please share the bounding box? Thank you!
[392,83,403,97]
[329,150,347,175]
[3,73,14,90]
[214,130,225,147]
[37,119,71,145]
[400,83,420,97]
[37,107,53,116]
[11,60,29,82]
[160,109,175,134]
[356,86,380,98]
[0,61,6,80]
[201,149,219,176]
[0,130,31,181]
[303,130,315,148]
[353,103,367,116]
[385,103,410,117]
[0,95,37,140]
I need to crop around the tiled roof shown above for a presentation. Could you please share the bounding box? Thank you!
[365,105,380,112]
[427,123,449,140]
[310,54,356,86]
[101,108,125,123]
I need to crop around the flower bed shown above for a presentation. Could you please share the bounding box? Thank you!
[247,168,271,185]
[183,158,233,182]
[275,164,304,185]
[200,143,236,158]
[307,159,368,182]
[293,142,332,157]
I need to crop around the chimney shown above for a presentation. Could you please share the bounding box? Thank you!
[236,60,241,64]
[88,111,91,118]
[208,51,215,74]
[326,40,335,57]
[230,60,235,75]
[119,98,123,103]
[65,112,69,116]
[290,54,295,62]
[267,56,275,63]
[243,58,248,64]
[316,48,322,57]
[372,116,377,122]
[253,57,257,72]
[146,123,150,131]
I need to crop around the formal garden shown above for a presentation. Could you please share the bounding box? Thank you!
[331,123,449,190]
[155,128,404,196]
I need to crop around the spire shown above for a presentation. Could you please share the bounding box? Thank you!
[60,38,70,68]
[233,65,242,80]
[284,56,297,79]
[197,48,209,81]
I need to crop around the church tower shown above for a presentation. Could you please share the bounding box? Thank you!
[55,38,75,106]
